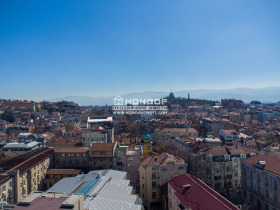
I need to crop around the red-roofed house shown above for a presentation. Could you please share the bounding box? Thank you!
[168,174,239,210]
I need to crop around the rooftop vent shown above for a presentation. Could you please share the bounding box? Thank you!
[254,160,266,169]
[181,184,191,194]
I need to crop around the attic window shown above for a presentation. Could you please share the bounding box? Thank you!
[224,155,230,161]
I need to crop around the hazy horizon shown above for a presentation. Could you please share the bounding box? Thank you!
[1,0,280,100]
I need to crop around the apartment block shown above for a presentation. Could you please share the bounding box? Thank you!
[53,147,89,171]
[241,153,280,210]
[139,153,187,209]
[0,148,53,204]
[88,142,117,170]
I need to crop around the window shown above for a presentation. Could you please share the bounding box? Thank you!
[75,160,80,164]
[152,192,157,199]
[274,194,278,203]
[224,155,230,161]
[250,193,253,202]
[152,172,156,179]
[142,184,144,189]
[265,203,269,210]
[206,155,212,161]
[152,181,157,189]
[143,194,144,198]
[265,177,269,186]
[244,191,247,199]
[178,166,184,170]
[274,181,278,191]
[265,189,269,198]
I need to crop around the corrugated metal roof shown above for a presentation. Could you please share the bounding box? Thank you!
[47,169,143,210]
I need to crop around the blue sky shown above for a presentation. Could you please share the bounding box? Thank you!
[0,0,280,100]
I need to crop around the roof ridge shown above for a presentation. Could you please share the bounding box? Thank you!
[187,174,237,210]
[5,148,52,174]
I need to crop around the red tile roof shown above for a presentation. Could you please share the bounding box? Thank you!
[90,143,115,152]
[53,147,89,154]
[222,129,238,135]
[14,197,66,210]
[46,169,81,175]
[140,152,185,167]
[169,174,239,210]
[0,148,53,174]
[242,152,280,176]
[161,128,198,133]
[200,143,258,156]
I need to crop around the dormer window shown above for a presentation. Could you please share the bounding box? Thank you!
[240,154,246,160]
[206,155,212,161]
[224,155,230,161]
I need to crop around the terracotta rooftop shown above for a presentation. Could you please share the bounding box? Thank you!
[200,143,258,156]
[115,137,133,145]
[222,129,238,135]
[90,143,115,152]
[242,152,280,176]
[140,152,185,167]
[46,138,80,147]
[160,128,198,133]
[169,174,239,210]
[53,147,89,153]
[0,148,53,174]
[13,197,66,210]
[46,169,81,175]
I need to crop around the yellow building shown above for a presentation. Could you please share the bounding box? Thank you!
[131,133,152,155]
[140,153,187,209]
[0,148,53,204]
[229,112,241,122]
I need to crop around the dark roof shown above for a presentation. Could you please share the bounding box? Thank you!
[0,175,11,185]
[0,148,53,174]
[169,174,239,210]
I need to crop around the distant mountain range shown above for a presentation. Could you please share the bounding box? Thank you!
[50,87,280,106]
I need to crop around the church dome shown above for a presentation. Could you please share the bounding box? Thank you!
[143,133,151,140]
